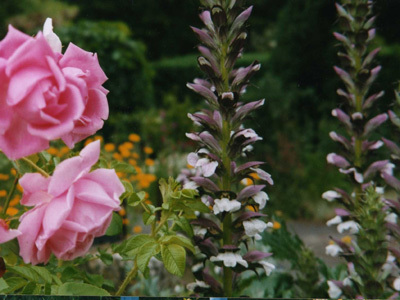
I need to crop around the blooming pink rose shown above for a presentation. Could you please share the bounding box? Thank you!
[17,140,124,265]
[0,21,108,159]
[0,219,21,244]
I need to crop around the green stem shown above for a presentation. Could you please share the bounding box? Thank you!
[1,174,19,218]
[19,157,50,178]
[115,262,138,296]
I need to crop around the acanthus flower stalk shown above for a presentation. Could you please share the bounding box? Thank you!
[181,0,274,296]
[325,0,398,298]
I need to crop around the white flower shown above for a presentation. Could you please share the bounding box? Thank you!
[326,244,343,257]
[213,198,241,214]
[43,18,62,53]
[237,128,263,140]
[243,219,268,240]
[193,226,207,238]
[253,191,269,209]
[187,150,218,177]
[382,162,395,176]
[259,261,275,276]
[339,167,363,183]
[343,277,352,286]
[201,195,210,206]
[375,186,385,194]
[322,190,341,202]
[210,252,248,268]
[337,220,360,234]
[191,263,203,272]
[393,277,400,291]
[326,215,342,227]
[187,280,210,291]
[183,181,198,190]
[327,281,342,299]
[385,212,397,224]
[241,145,254,157]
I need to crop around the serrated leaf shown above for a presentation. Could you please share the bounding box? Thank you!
[114,234,154,258]
[161,244,186,277]
[8,266,40,282]
[137,241,159,274]
[31,266,53,284]
[175,216,194,237]
[160,235,195,253]
[57,282,110,296]
[105,212,123,236]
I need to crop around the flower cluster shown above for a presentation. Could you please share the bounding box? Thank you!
[0,18,109,160]
[180,0,274,296]
[324,1,398,298]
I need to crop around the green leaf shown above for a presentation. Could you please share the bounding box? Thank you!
[8,266,40,282]
[31,266,53,284]
[143,211,156,225]
[120,180,134,200]
[127,191,146,206]
[175,216,194,237]
[21,282,37,294]
[160,235,195,253]
[1,277,27,293]
[186,200,210,213]
[57,282,110,296]
[137,241,159,274]
[0,278,9,292]
[181,188,198,198]
[111,161,137,174]
[98,249,113,265]
[105,212,123,236]
[113,234,154,258]
[161,244,186,277]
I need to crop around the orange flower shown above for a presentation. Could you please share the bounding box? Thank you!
[341,235,352,244]
[0,190,7,197]
[47,147,58,156]
[104,143,115,152]
[128,159,137,166]
[122,218,130,225]
[128,133,141,142]
[9,195,20,207]
[94,135,104,143]
[122,142,134,150]
[16,184,23,193]
[10,169,17,176]
[59,146,70,156]
[0,174,9,181]
[145,158,155,166]
[113,153,123,161]
[84,138,94,146]
[272,221,281,230]
[132,152,139,159]
[133,225,142,233]
[120,149,131,158]
[6,207,18,216]
[144,146,153,154]
[118,208,127,217]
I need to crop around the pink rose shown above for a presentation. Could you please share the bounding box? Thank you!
[17,140,124,265]
[0,219,21,244]
[0,20,108,159]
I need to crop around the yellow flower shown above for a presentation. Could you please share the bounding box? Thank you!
[144,146,153,154]
[240,178,253,186]
[104,143,115,152]
[341,235,352,244]
[128,133,141,142]
[133,225,142,234]
[47,147,58,156]
[246,205,257,212]
[145,158,155,166]
[10,169,17,176]
[250,172,260,180]
[6,207,18,216]
[272,221,281,230]
[0,190,7,197]
[329,240,335,245]
[122,218,130,225]
[0,174,9,181]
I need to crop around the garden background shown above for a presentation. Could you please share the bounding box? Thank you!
[1,0,400,295]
